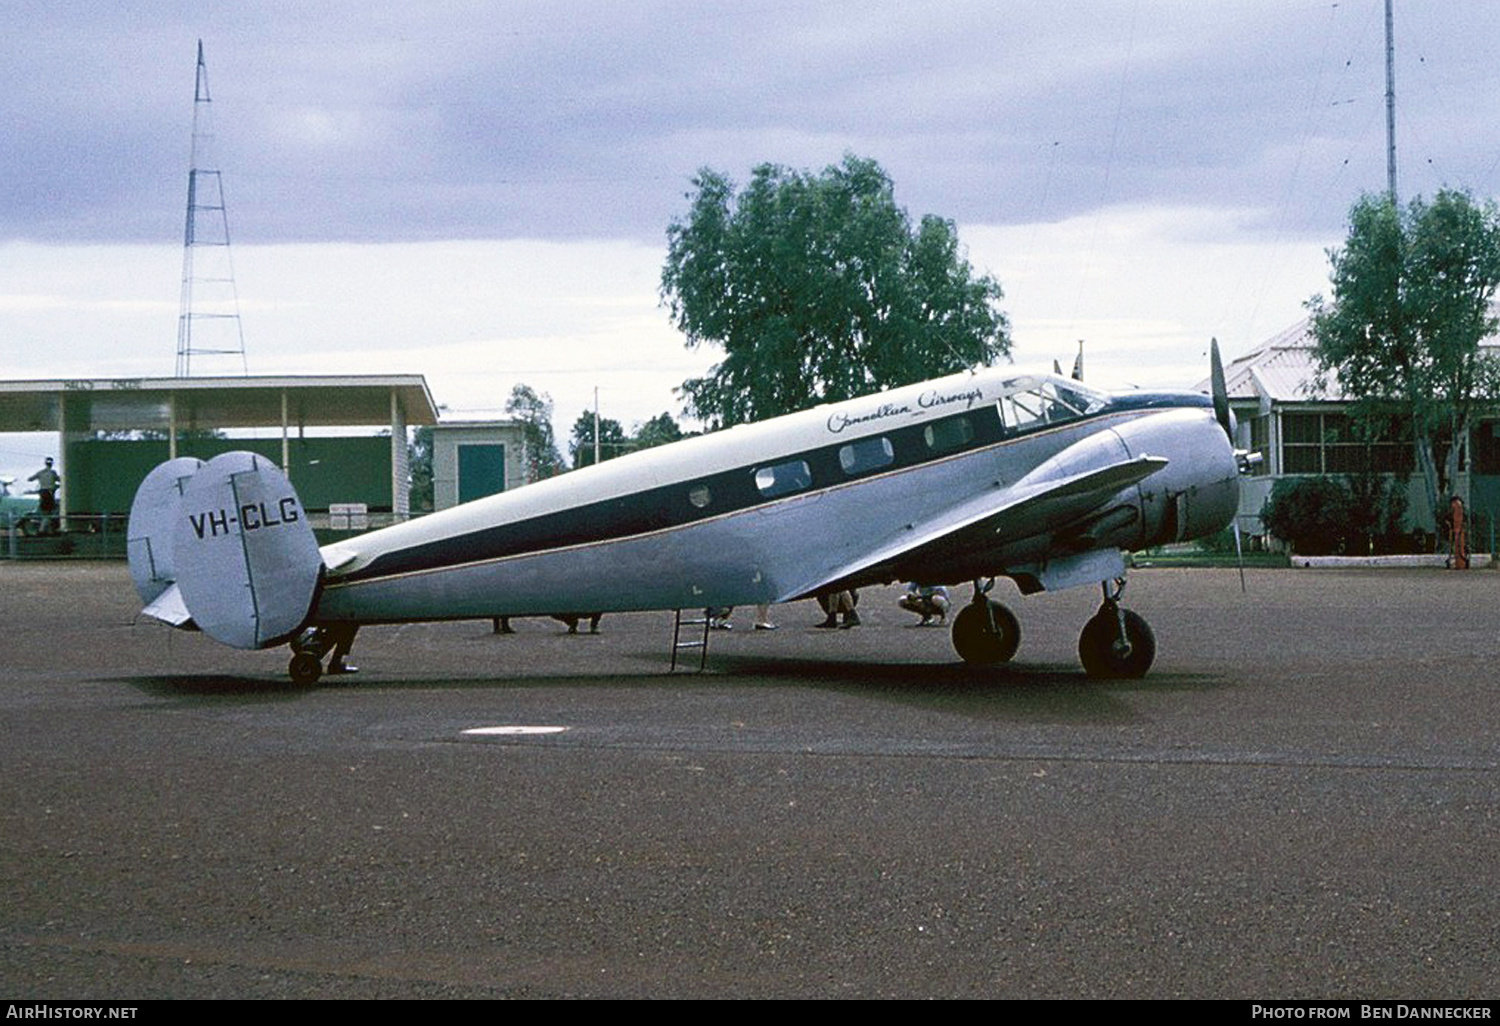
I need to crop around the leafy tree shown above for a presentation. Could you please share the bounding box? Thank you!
[1308,189,1500,519]
[569,410,688,468]
[569,409,628,468]
[408,424,434,512]
[505,384,566,483]
[632,411,685,450]
[661,154,1011,427]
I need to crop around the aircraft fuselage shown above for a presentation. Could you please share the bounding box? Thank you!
[311,368,1238,624]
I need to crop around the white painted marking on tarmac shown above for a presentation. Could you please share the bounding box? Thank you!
[462,725,569,736]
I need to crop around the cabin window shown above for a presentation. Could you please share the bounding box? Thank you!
[754,459,812,498]
[838,436,895,476]
[923,416,974,453]
[688,484,712,509]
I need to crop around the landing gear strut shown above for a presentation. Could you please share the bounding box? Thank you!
[286,625,360,685]
[1077,578,1155,679]
[951,578,1021,665]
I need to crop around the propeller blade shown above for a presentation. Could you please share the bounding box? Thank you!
[1232,519,1246,594]
[1210,337,1233,439]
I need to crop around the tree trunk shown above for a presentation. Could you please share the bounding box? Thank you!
[1414,432,1441,530]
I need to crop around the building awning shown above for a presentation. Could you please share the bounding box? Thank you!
[0,375,440,434]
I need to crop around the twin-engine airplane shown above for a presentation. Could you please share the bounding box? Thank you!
[127,343,1246,684]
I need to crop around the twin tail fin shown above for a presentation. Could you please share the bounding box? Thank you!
[126,452,323,650]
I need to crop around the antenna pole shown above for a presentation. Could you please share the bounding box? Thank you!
[1385,0,1397,205]
[176,40,249,377]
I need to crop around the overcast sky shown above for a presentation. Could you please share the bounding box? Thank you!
[3,0,1497,477]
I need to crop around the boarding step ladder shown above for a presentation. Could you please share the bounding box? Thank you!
[670,609,713,672]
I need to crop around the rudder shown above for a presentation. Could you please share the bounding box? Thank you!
[127,456,205,606]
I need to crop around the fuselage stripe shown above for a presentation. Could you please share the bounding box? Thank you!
[326,399,1197,591]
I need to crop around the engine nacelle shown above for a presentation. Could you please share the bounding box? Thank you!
[1111,408,1240,549]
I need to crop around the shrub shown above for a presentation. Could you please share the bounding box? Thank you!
[1259,476,1355,555]
[1344,472,1410,555]
[1195,526,1241,554]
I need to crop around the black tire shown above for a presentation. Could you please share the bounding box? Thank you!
[1078,608,1155,679]
[288,652,323,686]
[951,599,1021,664]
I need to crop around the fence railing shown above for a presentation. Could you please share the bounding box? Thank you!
[1,511,428,560]
[3,513,129,559]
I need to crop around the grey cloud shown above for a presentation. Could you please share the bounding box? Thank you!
[2,1,1496,247]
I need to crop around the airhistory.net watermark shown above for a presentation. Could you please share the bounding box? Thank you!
[5,1007,137,1020]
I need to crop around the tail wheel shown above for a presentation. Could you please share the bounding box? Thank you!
[1078,608,1155,679]
[951,599,1021,664]
[288,652,323,686]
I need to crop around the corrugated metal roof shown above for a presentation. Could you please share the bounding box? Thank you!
[1204,310,1500,405]
[1195,320,1329,402]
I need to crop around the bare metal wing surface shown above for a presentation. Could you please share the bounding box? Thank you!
[780,453,1170,602]
[128,348,1247,684]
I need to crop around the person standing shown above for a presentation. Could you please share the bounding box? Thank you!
[28,457,59,535]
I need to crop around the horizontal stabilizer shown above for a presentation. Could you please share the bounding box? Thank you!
[140,583,195,629]
[320,544,361,573]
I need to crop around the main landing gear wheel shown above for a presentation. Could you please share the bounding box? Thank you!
[287,652,323,686]
[1078,606,1155,679]
[952,596,1021,665]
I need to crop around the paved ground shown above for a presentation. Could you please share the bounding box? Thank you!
[1,561,1497,998]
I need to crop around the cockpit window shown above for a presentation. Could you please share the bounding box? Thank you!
[1053,383,1107,416]
[1000,391,1046,431]
[997,379,1107,431]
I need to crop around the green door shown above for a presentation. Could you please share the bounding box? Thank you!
[457,444,506,503]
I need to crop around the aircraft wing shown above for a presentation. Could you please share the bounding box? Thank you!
[779,454,1166,600]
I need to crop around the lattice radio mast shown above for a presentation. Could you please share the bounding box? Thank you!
[175,40,248,377]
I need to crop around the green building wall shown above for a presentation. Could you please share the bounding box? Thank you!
[65,436,396,515]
